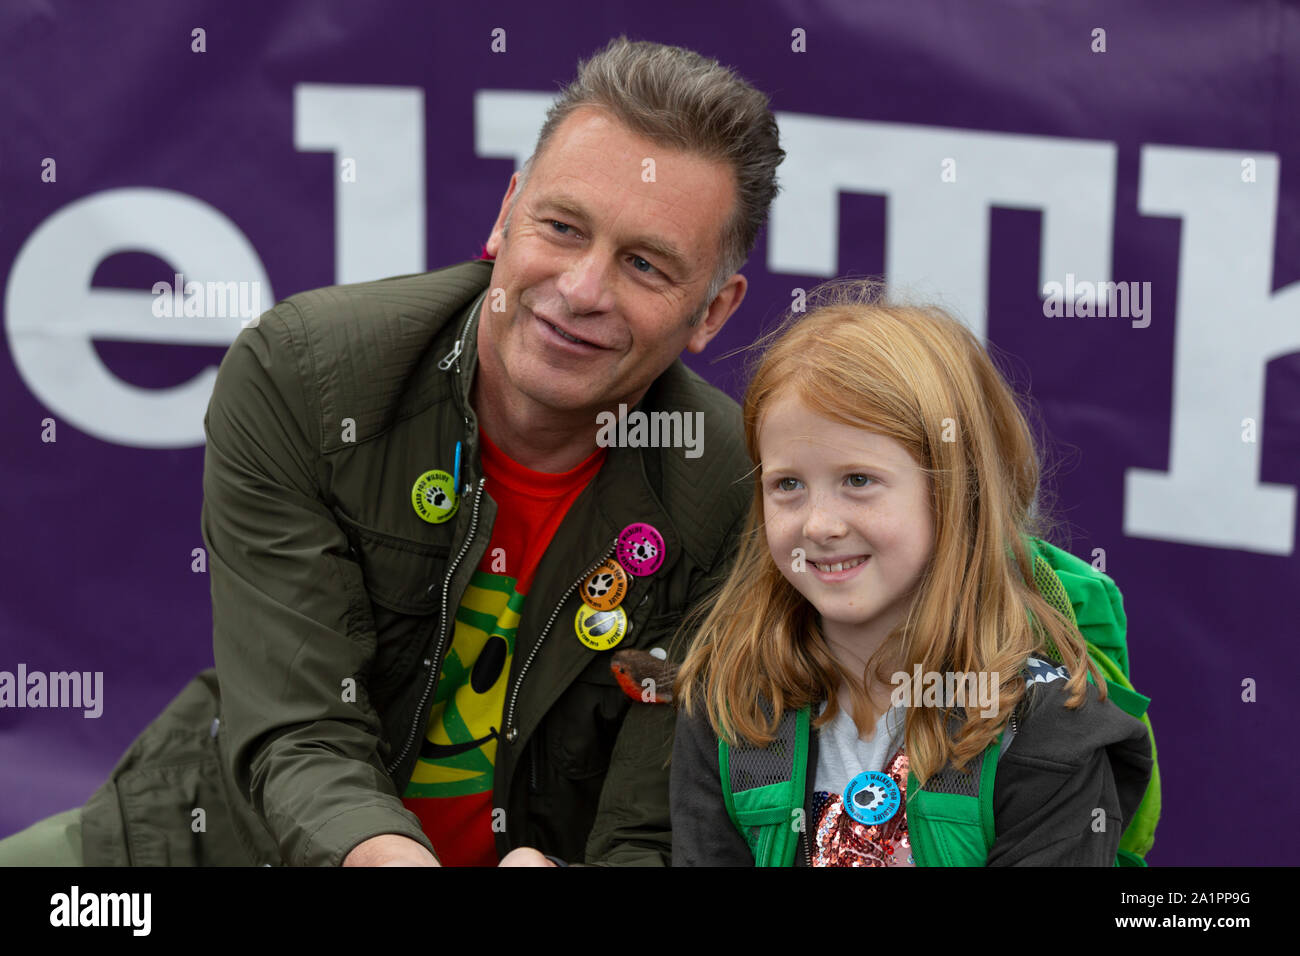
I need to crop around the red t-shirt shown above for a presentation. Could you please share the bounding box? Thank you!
[400,429,605,865]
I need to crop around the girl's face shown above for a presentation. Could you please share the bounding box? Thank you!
[759,392,934,646]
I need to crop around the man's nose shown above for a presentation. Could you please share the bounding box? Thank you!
[556,248,613,314]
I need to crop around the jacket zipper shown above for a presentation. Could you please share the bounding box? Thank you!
[437,295,483,372]
[391,296,483,775]
[385,478,487,776]
[502,538,618,743]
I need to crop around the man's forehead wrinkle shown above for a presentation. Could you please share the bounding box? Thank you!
[540,171,705,275]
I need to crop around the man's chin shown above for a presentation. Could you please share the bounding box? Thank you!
[512,380,609,419]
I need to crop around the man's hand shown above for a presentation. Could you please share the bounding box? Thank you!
[498,847,557,867]
[343,834,441,867]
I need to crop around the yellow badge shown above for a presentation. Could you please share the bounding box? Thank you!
[574,604,628,652]
[411,469,458,524]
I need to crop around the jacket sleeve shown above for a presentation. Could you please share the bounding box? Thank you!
[583,512,748,866]
[668,696,757,866]
[202,302,437,867]
[986,677,1153,866]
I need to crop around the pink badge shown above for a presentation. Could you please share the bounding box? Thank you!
[616,523,665,576]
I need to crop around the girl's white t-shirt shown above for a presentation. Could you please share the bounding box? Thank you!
[812,698,907,794]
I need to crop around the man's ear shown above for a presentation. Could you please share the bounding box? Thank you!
[485,172,522,258]
[686,273,747,354]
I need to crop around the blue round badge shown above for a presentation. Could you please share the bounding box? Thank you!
[843,771,901,826]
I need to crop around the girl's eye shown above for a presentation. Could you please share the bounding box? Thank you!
[776,477,802,492]
[847,474,874,488]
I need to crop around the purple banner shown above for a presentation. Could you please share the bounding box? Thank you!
[2,0,1297,865]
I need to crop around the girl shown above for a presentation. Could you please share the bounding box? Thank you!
[671,281,1155,867]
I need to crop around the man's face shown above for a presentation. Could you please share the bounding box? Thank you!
[480,107,745,415]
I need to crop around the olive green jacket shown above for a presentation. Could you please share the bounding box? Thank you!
[79,259,752,866]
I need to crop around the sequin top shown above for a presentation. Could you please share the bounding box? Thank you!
[812,748,914,867]
[810,701,914,867]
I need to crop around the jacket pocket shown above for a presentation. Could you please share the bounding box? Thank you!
[332,507,449,616]
[544,658,630,780]
[81,670,269,866]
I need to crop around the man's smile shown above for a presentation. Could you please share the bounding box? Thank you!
[527,304,612,352]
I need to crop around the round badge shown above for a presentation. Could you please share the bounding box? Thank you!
[574,604,628,652]
[581,559,628,611]
[843,771,901,826]
[411,469,458,524]
[616,523,665,577]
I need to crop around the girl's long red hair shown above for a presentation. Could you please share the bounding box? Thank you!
[674,281,1102,786]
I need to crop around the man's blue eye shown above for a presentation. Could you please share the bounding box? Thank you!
[847,474,874,488]
[551,221,572,234]
[631,256,656,274]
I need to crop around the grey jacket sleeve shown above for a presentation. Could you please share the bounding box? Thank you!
[987,677,1153,866]
[670,699,756,866]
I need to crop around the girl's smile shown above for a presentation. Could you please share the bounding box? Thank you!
[808,554,870,580]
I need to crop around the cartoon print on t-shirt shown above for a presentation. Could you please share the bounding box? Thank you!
[404,571,520,798]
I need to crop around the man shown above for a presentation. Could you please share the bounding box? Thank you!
[0,37,783,866]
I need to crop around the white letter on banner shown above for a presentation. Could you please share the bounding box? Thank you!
[294,84,425,284]
[767,112,1115,341]
[4,188,272,447]
[474,90,555,171]
[1125,146,1298,555]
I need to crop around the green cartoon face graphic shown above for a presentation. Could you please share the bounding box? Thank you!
[405,572,520,798]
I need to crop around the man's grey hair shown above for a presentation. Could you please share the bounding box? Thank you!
[507,37,784,325]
